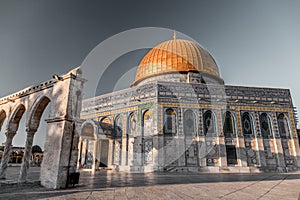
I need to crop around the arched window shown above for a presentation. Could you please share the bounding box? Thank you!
[81,123,94,137]
[203,110,216,136]
[183,109,196,136]
[223,111,235,137]
[259,113,272,139]
[128,113,137,136]
[114,115,123,138]
[100,116,112,125]
[277,113,290,139]
[164,108,177,135]
[242,112,253,137]
[143,110,153,136]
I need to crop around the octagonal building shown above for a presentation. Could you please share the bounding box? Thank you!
[79,38,300,173]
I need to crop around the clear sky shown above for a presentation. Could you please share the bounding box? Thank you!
[0,0,300,148]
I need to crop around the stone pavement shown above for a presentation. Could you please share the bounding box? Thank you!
[0,167,299,199]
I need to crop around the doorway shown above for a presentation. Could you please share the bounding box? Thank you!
[226,145,237,165]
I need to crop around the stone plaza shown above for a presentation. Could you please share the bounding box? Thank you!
[0,167,300,199]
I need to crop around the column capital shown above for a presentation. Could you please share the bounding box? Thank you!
[25,127,37,133]
[5,130,16,138]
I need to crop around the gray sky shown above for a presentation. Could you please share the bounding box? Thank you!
[0,0,300,148]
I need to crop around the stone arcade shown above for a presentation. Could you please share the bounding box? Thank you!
[0,68,84,189]
[80,39,300,173]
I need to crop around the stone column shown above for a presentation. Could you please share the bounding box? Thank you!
[91,140,97,173]
[76,138,82,170]
[257,137,267,167]
[218,136,227,167]
[18,130,36,182]
[0,131,16,179]
[238,137,248,167]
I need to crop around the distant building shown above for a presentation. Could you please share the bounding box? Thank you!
[79,38,300,173]
[0,145,43,166]
[0,146,24,164]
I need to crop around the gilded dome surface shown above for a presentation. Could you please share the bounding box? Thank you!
[131,39,222,86]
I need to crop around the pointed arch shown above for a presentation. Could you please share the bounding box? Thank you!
[242,112,254,137]
[164,108,177,135]
[223,111,235,138]
[183,109,196,136]
[8,104,26,133]
[0,109,6,131]
[142,109,153,136]
[100,116,113,125]
[81,119,98,140]
[128,112,137,136]
[203,110,217,136]
[114,114,123,138]
[27,96,51,132]
[277,113,290,139]
[259,113,272,139]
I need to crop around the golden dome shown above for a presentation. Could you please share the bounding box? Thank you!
[131,39,222,86]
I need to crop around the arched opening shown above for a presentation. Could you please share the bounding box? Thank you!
[128,113,137,136]
[0,110,6,131]
[259,113,272,139]
[164,108,177,135]
[277,113,293,167]
[183,109,198,166]
[259,112,276,168]
[277,113,290,139]
[223,111,235,138]
[242,112,256,166]
[163,108,178,167]
[142,110,153,164]
[142,110,152,137]
[203,110,218,166]
[113,115,123,166]
[223,111,237,165]
[100,116,113,125]
[242,112,253,137]
[28,97,51,131]
[0,104,26,179]
[0,110,7,164]
[126,112,137,166]
[10,104,26,132]
[80,122,96,169]
[18,96,51,182]
[203,110,216,136]
[183,109,196,137]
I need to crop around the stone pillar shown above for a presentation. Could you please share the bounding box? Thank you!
[274,137,285,169]
[121,137,127,168]
[77,138,82,170]
[238,137,248,167]
[218,136,227,167]
[107,139,113,168]
[91,140,97,173]
[0,131,16,179]
[18,130,36,182]
[293,138,300,168]
[198,136,206,166]
[127,137,134,167]
[257,137,267,167]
